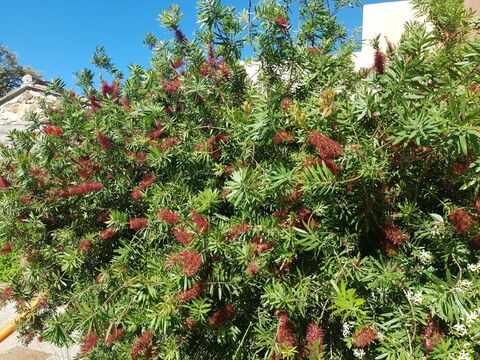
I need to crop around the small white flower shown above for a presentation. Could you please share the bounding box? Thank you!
[458,349,472,360]
[353,348,366,359]
[454,280,473,294]
[418,250,433,265]
[467,262,480,273]
[451,323,468,337]
[406,289,423,305]
[465,311,479,326]
[342,322,351,337]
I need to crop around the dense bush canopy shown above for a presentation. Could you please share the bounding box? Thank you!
[1,0,480,359]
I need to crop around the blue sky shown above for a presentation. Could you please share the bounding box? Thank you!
[0,0,402,89]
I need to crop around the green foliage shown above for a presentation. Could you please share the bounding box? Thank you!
[0,44,41,97]
[0,1,480,359]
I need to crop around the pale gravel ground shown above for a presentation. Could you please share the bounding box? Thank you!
[0,303,79,360]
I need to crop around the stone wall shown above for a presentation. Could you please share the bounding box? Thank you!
[0,88,56,143]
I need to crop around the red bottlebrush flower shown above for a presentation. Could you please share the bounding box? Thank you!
[139,174,156,190]
[172,226,195,246]
[225,165,234,175]
[208,44,216,64]
[80,332,98,355]
[122,97,131,108]
[184,318,197,330]
[176,282,203,302]
[129,217,149,230]
[227,223,249,240]
[174,27,188,45]
[274,16,289,31]
[273,130,295,145]
[166,105,175,114]
[190,210,210,233]
[169,250,203,277]
[159,137,180,152]
[0,176,10,190]
[208,304,235,327]
[0,242,15,254]
[163,78,182,94]
[158,209,180,224]
[0,287,14,302]
[449,209,477,233]
[352,327,378,348]
[422,318,443,353]
[97,131,112,150]
[250,237,274,254]
[64,181,104,197]
[172,59,184,69]
[147,129,166,140]
[373,49,387,74]
[246,262,260,275]
[132,188,143,201]
[100,227,117,240]
[323,159,338,175]
[472,233,480,248]
[44,124,63,136]
[101,81,119,98]
[308,131,343,159]
[218,62,232,78]
[475,197,480,215]
[89,96,101,112]
[280,98,291,112]
[306,323,324,355]
[105,327,124,348]
[452,163,469,174]
[382,222,410,245]
[130,331,154,359]
[79,239,93,253]
[274,310,295,347]
[97,212,109,222]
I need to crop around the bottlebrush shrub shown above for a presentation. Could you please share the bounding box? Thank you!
[1,0,480,359]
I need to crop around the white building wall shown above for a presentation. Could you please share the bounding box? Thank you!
[354,1,419,70]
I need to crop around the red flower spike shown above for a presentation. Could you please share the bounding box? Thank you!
[422,318,443,353]
[308,131,343,159]
[147,129,165,140]
[159,137,180,152]
[274,310,295,347]
[273,130,295,145]
[97,131,112,150]
[129,218,148,230]
[184,318,197,330]
[80,332,98,356]
[105,327,124,348]
[89,96,101,112]
[352,327,378,348]
[0,287,14,302]
[474,197,480,215]
[176,282,203,302]
[306,323,324,355]
[79,239,93,253]
[158,209,180,224]
[0,177,10,190]
[274,17,289,32]
[172,226,195,246]
[227,223,249,240]
[373,49,386,74]
[0,242,15,254]
[130,331,154,359]
[208,304,235,327]
[43,124,63,136]
[132,188,143,201]
[169,250,203,277]
[100,227,117,240]
[280,98,291,112]
[190,210,210,233]
[246,262,260,275]
[101,81,119,98]
[449,209,477,233]
[382,222,410,245]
